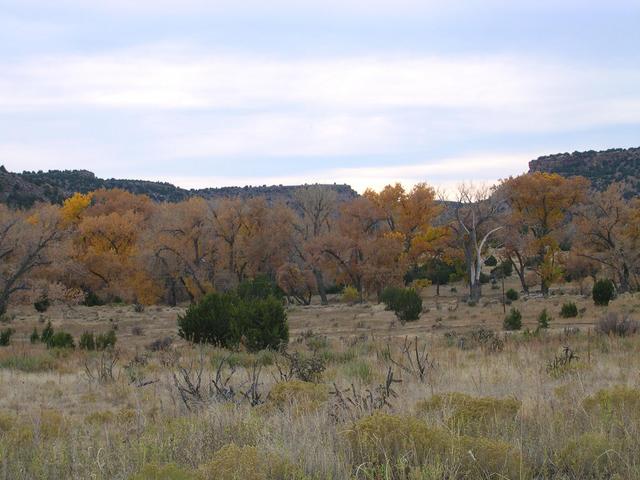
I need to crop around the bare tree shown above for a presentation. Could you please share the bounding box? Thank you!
[448,184,504,302]
[0,204,64,317]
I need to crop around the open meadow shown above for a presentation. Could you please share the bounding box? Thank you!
[1,280,640,480]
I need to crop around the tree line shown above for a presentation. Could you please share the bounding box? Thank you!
[1,172,639,316]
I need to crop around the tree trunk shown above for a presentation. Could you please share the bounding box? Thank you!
[313,268,328,305]
[0,297,6,318]
[436,282,440,296]
[541,279,550,297]
[469,281,482,302]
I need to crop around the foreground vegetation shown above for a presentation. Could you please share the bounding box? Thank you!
[1,293,639,479]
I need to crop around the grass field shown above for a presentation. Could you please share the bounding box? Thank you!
[1,280,640,479]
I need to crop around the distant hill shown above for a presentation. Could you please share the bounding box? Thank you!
[528,147,640,197]
[0,166,358,208]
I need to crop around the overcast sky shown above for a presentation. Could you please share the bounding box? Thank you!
[1,1,639,193]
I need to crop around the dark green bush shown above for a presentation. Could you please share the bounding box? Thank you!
[0,328,15,346]
[324,284,344,295]
[178,291,288,351]
[232,296,288,351]
[47,331,75,349]
[560,302,578,318]
[96,330,117,350]
[505,288,519,301]
[593,279,615,306]
[484,255,497,267]
[41,321,54,344]
[178,292,237,346]
[503,308,522,331]
[83,291,104,307]
[380,286,403,311]
[390,288,422,323]
[492,260,513,278]
[537,309,552,329]
[30,328,40,344]
[79,332,96,350]
[34,296,50,313]
[479,272,490,284]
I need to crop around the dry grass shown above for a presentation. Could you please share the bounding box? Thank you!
[1,282,640,479]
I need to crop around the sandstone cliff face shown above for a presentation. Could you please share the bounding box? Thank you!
[528,147,640,197]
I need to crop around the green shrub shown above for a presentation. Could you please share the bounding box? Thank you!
[386,288,422,323]
[505,288,519,301]
[380,286,403,311]
[178,292,237,346]
[96,330,117,350]
[83,290,104,307]
[583,386,640,430]
[537,309,552,329]
[179,292,288,351]
[0,328,15,346]
[479,272,490,284]
[267,380,328,413]
[46,331,75,349]
[484,255,497,267]
[593,278,616,306]
[79,332,96,351]
[0,354,56,372]
[560,302,578,318]
[503,308,522,330]
[30,328,40,344]
[33,296,50,313]
[41,321,54,344]
[232,296,288,351]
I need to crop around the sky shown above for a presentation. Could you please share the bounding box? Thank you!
[1,1,639,195]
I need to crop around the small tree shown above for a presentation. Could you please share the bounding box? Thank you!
[505,289,519,301]
[392,288,422,324]
[178,292,236,346]
[233,296,288,351]
[537,309,552,329]
[592,279,615,306]
[560,302,578,318]
[503,308,522,330]
[41,321,54,344]
[30,327,40,344]
[47,331,75,349]
[79,332,96,350]
[0,328,14,346]
[380,286,403,311]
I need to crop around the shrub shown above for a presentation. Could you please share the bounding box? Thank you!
[79,332,96,351]
[537,309,552,329]
[267,380,328,413]
[341,286,360,303]
[46,331,75,349]
[416,392,521,436]
[595,312,639,336]
[559,302,578,318]
[199,443,306,480]
[380,286,403,311]
[583,386,640,429]
[30,328,40,344]
[479,272,490,284]
[83,290,104,307]
[324,284,344,295]
[503,308,522,330]
[179,292,288,351]
[34,296,50,313]
[96,330,117,350]
[41,321,54,344]
[557,433,623,479]
[386,288,422,323]
[0,354,56,372]
[178,292,237,346]
[129,463,197,480]
[0,328,15,346]
[484,255,497,267]
[346,412,521,478]
[233,296,288,351]
[505,288,519,301]
[592,278,616,306]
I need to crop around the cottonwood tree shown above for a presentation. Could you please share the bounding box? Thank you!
[449,184,504,302]
[575,182,640,292]
[0,204,65,316]
[500,173,589,295]
[291,185,338,304]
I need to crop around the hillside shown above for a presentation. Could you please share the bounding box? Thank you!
[0,167,358,208]
[528,147,640,197]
